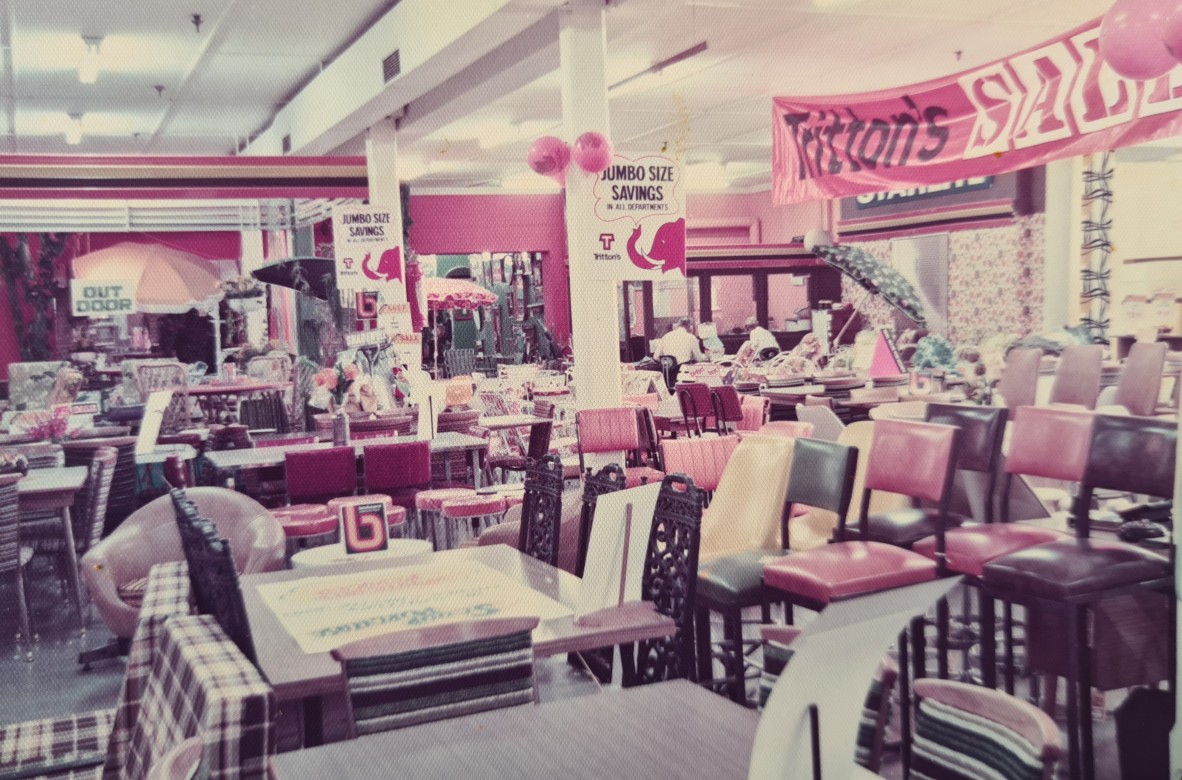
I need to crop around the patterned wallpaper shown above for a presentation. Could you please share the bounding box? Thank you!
[841,213,1045,347]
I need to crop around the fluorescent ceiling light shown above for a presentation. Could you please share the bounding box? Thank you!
[609,41,709,96]
[64,114,83,145]
[79,37,102,84]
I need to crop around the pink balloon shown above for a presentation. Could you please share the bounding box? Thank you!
[1162,0,1182,60]
[1100,0,1176,80]
[527,136,570,179]
[572,131,613,174]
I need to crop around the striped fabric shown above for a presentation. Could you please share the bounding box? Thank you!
[123,615,274,780]
[911,698,1047,780]
[104,562,194,780]
[0,710,113,780]
[757,640,894,772]
[338,629,536,736]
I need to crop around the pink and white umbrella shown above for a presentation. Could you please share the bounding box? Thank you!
[421,277,497,311]
[72,241,224,314]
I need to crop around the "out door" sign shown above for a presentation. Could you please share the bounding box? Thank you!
[71,280,138,316]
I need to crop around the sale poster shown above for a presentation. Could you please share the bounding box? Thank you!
[586,154,686,281]
[255,559,572,654]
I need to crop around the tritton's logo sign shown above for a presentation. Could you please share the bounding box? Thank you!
[772,19,1182,205]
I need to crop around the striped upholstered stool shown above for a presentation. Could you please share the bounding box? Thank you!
[414,487,476,549]
[272,504,337,558]
[327,494,408,538]
[438,495,507,549]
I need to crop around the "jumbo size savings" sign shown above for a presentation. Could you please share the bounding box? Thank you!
[773,17,1182,204]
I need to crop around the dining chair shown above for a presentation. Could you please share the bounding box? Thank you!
[793,403,845,442]
[63,436,139,536]
[171,490,257,664]
[349,409,418,440]
[331,616,540,737]
[911,678,1063,780]
[1,562,195,779]
[123,614,275,780]
[994,346,1042,409]
[489,418,553,484]
[710,385,745,434]
[909,404,1066,680]
[659,434,739,500]
[6,360,69,410]
[245,354,292,383]
[980,413,1175,780]
[518,455,565,566]
[738,394,770,431]
[0,472,34,660]
[135,360,192,433]
[433,408,484,486]
[621,473,706,688]
[363,440,432,519]
[575,407,665,487]
[757,625,899,774]
[1048,344,1103,409]
[675,382,713,437]
[285,446,358,505]
[21,447,117,627]
[443,348,477,378]
[1111,341,1168,416]
[573,464,628,578]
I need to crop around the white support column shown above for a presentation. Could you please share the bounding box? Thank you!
[239,229,267,348]
[1042,158,1078,333]
[561,1,622,410]
[366,117,404,228]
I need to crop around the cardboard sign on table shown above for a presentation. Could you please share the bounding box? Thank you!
[135,390,173,458]
[574,483,661,624]
[339,500,389,555]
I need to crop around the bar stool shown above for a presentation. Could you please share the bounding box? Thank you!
[327,494,408,538]
[271,504,337,559]
[439,495,507,548]
[414,487,477,549]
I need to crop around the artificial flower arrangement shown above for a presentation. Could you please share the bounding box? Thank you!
[956,333,1018,405]
[310,361,359,410]
[11,409,77,443]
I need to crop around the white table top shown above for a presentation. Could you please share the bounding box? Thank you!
[289,538,433,569]
[135,443,198,465]
[17,466,88,495]
[204,431,488,470]
[478,414,549,430]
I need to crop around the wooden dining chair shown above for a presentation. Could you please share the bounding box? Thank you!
[331,616,540,737]
[996,346,1042,409]
[518,455,565,566]
[1111,341,1168,416]
[1048,344,1103,409]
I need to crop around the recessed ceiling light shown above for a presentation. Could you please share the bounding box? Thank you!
[79,37,102,84]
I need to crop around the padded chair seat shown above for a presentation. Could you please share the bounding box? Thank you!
[382,488,422,511]
[982,539,1171,600]
[912,524,1068,577]
[440,495,506,518]
[272,505,337,538]
[624,466,665,488]
[842,508,967,548]
[697,549,781,606]
[117,575,150,608]
[414,487,477,511]
[763,542,938,605]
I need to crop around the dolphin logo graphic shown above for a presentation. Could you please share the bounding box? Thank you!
[626,218,685,275]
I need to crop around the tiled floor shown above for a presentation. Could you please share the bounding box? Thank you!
[0,561,1135,779]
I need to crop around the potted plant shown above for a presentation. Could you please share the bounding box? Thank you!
[222,276,265,314]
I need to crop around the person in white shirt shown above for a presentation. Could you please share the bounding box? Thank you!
[653,317,706,365]
[736,316,780,364]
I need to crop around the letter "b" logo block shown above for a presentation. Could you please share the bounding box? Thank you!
[341,502,389,554]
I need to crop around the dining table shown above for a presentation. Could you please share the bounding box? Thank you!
[240,543,676,745]
[187,380,291,423]
[17,465,89,629]
[269,679,757,779]
[203,430,490,487]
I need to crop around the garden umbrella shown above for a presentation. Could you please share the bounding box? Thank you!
[811,243,927,326]
[421,276,498,310]
[72,241,224,314]
[251,256,335,300]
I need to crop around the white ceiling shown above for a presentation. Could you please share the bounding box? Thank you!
[0,0,1149,192]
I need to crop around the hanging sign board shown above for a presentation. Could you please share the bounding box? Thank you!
[332,203,420,370]
[585,154,686,281]
[70,280,137,316]
[773,17,1182,205]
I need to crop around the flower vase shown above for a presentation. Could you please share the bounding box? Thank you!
[332,409,350,446]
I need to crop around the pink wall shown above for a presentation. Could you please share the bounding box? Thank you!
[407,193,571,344]
[688,191,826,244]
